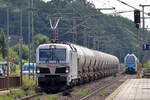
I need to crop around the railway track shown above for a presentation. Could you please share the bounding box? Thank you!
[16,74,132,100]
[79,74,131,100]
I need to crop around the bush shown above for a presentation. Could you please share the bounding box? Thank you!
[22,75,36,91]
[10,64,20,76]
[12,44,29,60]
[9,88,24,99]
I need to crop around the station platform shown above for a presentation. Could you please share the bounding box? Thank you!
[106,79,150,100]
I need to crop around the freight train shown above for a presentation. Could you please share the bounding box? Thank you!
[124,54,138,74]
[36,42,119,91]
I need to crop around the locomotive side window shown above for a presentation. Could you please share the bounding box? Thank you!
[39,48,66,62]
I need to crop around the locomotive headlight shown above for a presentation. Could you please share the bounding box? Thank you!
[66,68,69,73]
[37,68,40,74]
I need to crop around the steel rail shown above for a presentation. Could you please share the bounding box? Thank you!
[79,76,123,100]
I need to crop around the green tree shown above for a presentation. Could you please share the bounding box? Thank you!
[9,48,19,63]
[0,29,7,59]
[33,33,49,49]
[0,54,4,61]
[0,0,150,63]
[12,44,29,60]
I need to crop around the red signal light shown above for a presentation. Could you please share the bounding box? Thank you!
[134,10,140,24]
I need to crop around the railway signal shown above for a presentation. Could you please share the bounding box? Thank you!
[134,10,140,29]
[134,10,141,24]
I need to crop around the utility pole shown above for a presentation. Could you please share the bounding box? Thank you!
[139,4,150,67]
[93,37,96,49]
[82,22,88,47]
[6,7,9,89]
[139,5,150,35]
[31,0,35,79]
[28,0,31,79]
[137,28,140,59]
[72,19,77,44]
[19,10,23,85]
[93,32,98,50]
[141,5,144,34]
[83,28,87,47]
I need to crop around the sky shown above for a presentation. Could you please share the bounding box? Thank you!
[43,0,150,28]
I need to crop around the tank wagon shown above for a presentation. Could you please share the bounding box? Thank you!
[36,43,119,91]
[124,54,138,74]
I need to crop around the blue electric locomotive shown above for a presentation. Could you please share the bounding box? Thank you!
[124,54,138,74]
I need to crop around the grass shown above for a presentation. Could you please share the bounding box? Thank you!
[44,94,58,100]
[0,93,12,100]
[0,75,37,100]
[26,89,36,95]
[0,88,36,100]
[9,88,24,99]
[135,74,140,78]
[99,90,107,97]
[22,75,36,91]
[74,87,91,96]
[35,96,41,100]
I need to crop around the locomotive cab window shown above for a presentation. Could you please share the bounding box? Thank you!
[39,48,66,62]
[126,56,135,64]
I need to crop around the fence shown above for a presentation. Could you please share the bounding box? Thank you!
[0,76,20,90]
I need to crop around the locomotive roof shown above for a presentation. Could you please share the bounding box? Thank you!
[38,43,118,59]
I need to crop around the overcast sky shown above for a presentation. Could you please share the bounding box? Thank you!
[43,0,150,28]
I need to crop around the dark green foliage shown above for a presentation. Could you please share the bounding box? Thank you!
[0,0,149,63]
[33,33,49,49]
[0,28,7,59]
[12,44,29,60]
[9,48,19,63]
[22,75,36,91]
[0,53,4,61]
